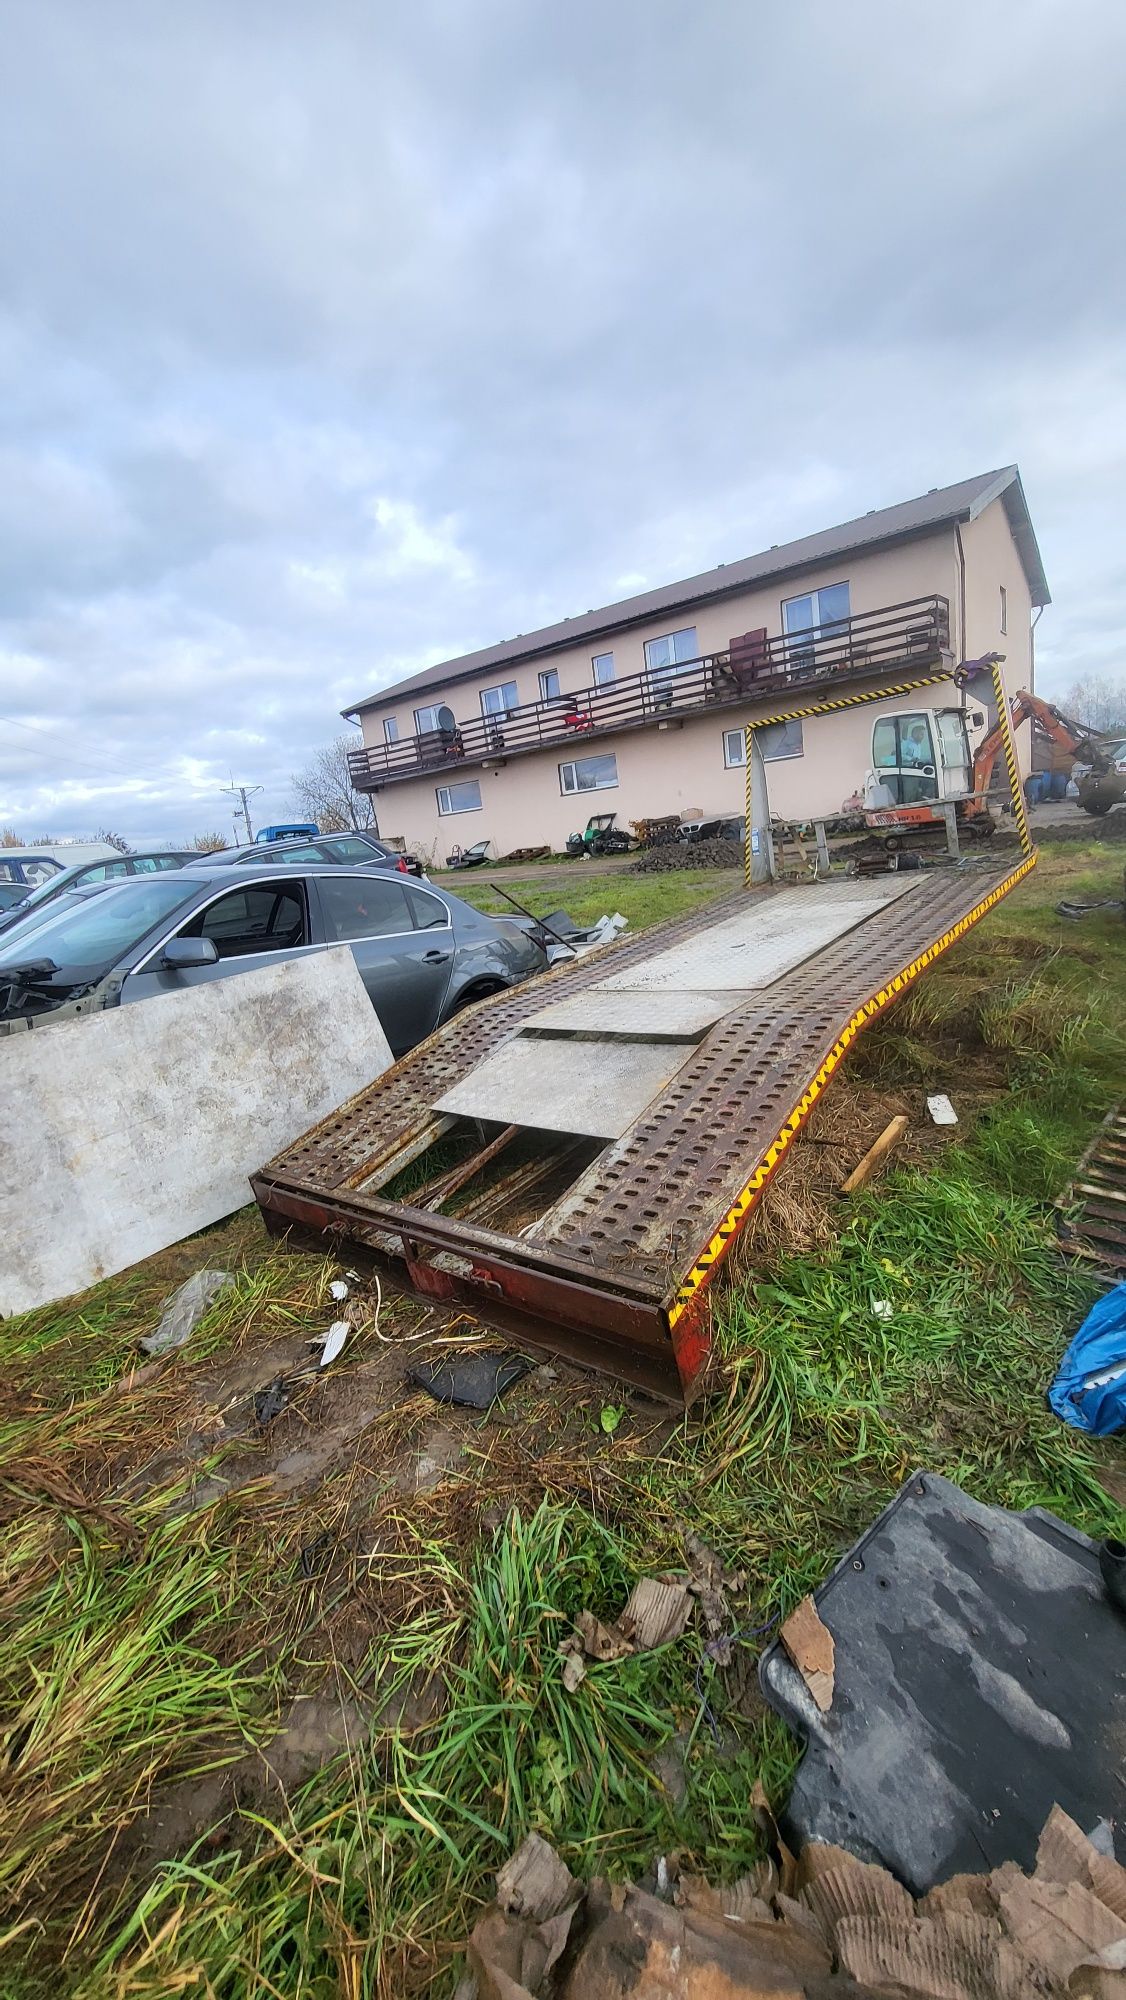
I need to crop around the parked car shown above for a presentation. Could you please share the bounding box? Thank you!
[0,866,547,1054]
[187,831,426,879]
[0,849,197,937]
[0,853,65,893]
[0,881,31,912]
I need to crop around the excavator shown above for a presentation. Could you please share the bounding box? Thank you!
[857,655,1115,844]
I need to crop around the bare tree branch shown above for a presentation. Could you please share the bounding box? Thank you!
[290,736,379,832]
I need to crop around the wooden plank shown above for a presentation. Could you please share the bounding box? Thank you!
[840,1115,910,1195]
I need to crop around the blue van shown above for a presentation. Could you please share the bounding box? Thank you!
[254,823,319,844]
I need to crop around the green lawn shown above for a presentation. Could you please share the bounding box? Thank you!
[1,839,1123,1998]
[448,863,738,931]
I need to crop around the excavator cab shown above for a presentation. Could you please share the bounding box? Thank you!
[865,708,974,808]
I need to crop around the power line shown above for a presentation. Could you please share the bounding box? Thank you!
[0,713,146,784]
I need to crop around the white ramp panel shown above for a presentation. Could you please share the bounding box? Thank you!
[0,950,392,1317]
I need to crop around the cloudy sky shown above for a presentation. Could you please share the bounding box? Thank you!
[2,0,1124,845]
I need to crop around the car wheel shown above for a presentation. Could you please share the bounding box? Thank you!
[449,979,507,1014]
[1081,798,1113,816]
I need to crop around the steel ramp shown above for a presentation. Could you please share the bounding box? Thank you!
[253,854,1035,1403]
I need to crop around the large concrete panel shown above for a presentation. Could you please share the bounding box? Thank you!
[0,951,392,1317]
[598,878,919,993]
[522,989,740,1041]
[435,1034,691,1139]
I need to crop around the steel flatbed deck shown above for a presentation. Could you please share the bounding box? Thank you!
[253,849,1035,1403]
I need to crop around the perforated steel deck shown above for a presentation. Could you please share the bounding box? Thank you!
[254,852,1036,1401]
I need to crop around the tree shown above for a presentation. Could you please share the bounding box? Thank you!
[291,736,379,833]
[1,828,22,847]
[191,831,229,852]
[97,827,133,853]
[1060,676,1126,736]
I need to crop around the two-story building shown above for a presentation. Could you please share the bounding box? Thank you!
[343,467,1049,860]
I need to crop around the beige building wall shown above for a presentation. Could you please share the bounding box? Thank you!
[358,531,959,751]
[358,501,1038,859]
[378,687,982,865]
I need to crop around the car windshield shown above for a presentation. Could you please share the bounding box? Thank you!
[8,867,84,913]
[0,877,199,978]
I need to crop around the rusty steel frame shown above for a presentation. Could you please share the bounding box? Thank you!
[254,849,1036,1404]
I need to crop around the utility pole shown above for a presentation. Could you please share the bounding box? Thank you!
[222,780,263,846]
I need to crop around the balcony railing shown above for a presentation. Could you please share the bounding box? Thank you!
[349,594,950,791]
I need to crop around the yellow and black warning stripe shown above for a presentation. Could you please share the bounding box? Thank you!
[667,851,1038,1327]
[990,655,1033,855]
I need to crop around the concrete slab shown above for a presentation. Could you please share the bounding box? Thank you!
[0,950,392,1317]
[598,877,919,994]
[434,1034,691,1139]
[521,989,741,1042]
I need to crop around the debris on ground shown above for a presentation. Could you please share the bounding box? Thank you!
[138,1268,235,1355]
[840,1113,909,1193]
[1049,1282,1126,1435]
[684,1530,746,1666]
[462,1806,1126,1998]
[630,835,743,872]
[559,1574,696,1690]
[409,1350,533,1408]
[328,1278,350,1301]
[253,1376,290,1427]
[319,1319,350,1367]
[760,1473,1126,1891]
[926,1092,959,1125]
[1056,1102,1126,1283]
[780,1595,836,1712]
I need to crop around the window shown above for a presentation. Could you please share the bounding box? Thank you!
[999,585,1008,635]
[0,877,200,978]
[414,704,446,735]
[404,883,451,929]
[322,836,389,862]
[153,854,186,870]
[782,582,851,662]
[644,627,699,682]
[481,681,519,721]
[871,714,939,805]
[182,883,308,958]
[723,720,804,767]
[592,652,616,687]
[131,857,161,874]
[559,753,618,794]
[318,874,413,942]
[436,780,483,815]
[384,717,400,744]
[78,859,130,884]
[253,842,324,865]
[539,668,563,702]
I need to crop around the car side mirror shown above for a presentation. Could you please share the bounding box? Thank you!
[161,936,219,969]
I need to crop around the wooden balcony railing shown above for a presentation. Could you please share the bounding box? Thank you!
[348,594,950,791]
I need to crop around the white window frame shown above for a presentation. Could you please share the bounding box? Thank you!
[644,627,699,684]
[591,652,616,687]
[435,780,483,815]
[723,721,804,767]
[999,584,1008,635]
[559,753,618,795]
[383,717,399,744]
[414,703,445,735]
[781,582,851,659]
[539,667,565,703]
[480,680,519,721]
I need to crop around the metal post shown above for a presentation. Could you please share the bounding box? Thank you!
[940,802,960,858]
[989,656,1033,856]
[743,726,774,886]
[813,820,831,875]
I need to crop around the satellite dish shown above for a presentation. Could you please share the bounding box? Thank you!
[437,704,457,738]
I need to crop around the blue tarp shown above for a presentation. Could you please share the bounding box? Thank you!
[1049,1283,1126,1435]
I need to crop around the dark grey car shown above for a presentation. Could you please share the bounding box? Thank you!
[0,849,196,937]
[0,866,546,1054]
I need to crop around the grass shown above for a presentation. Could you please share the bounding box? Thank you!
[0,836,1123,1996]
[448,864,737,932]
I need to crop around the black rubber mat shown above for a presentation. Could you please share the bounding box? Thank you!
[759,1472,1126,1893]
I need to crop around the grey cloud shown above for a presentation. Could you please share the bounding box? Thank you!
[1,0,1125,844]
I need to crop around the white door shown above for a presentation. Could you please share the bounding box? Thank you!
[935,710,972,798]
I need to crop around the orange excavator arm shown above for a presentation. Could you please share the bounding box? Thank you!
[971,690,1103,801]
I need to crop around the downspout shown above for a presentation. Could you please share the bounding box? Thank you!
[1030,604,1044,695]
[954,524,967,706]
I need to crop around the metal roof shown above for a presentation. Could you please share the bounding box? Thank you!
[343,466,1049,717]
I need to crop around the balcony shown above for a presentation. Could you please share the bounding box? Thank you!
[348,594,950,792]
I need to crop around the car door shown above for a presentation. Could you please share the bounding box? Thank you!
[120,879,311,1004]
[307,872,453,1054]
